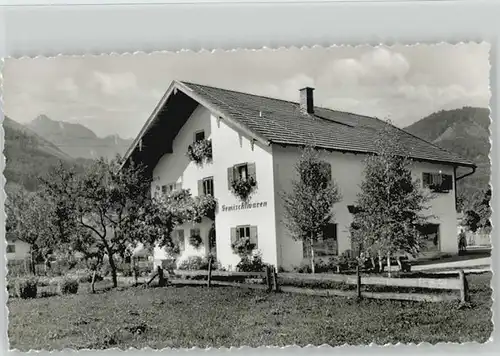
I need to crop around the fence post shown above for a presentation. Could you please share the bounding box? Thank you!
[265,265,272,292]
[356,264,362,300]
[458,269,469,303]
[272,266,279,292]
[207,257,213,288]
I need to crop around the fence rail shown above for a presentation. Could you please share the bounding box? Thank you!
[169,263,470,303]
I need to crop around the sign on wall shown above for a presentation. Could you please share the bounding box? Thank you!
[221,201,268,212]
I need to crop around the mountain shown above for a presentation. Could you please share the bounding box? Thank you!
[27,114,133,160]
[3,116,89,195]
[404,107,490,210]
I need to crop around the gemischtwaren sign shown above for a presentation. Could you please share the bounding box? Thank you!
[221,201,268,212]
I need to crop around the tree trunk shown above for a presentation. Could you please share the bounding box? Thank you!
[396,256,403,271]
[310,237,316,274]
[107,254,118,288]
[378,251,384,272]
[30,249,36,276]
[370,257,376,271]
[91,270,97,294]
[387,253,392,278]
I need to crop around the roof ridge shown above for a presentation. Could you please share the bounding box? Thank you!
[181,81,311,143]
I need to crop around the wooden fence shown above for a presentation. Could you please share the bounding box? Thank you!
[169,264,470,303]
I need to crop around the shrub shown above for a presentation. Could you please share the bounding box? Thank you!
[15,277,38,299]
[58,277,79,295]
[189,234,203,249]
[236,252,265,272]
[78,272,104,283]
[177,256,206,271]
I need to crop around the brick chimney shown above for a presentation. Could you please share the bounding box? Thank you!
[299,87,314,114]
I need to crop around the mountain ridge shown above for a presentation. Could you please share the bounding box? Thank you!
[404,106,490,211]
[27,114,133,160]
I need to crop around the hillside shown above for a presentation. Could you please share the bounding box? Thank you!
[3,116,89,195]
[28,115,133,160]
[404,107,491,210]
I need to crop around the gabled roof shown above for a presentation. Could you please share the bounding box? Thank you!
[123,80,475,169]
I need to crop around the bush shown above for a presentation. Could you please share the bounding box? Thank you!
[177,256,206,271]
[58,277,79,295]
[15,277,38,299]
[236,253,265,272]
[78,272,104,283]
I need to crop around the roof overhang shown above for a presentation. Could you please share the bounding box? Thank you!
[121,80,270,173]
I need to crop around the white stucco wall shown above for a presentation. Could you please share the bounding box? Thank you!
[273,146,459,269]
[150,105,278,270]
[210,116,278,269]
[151,105,215,265]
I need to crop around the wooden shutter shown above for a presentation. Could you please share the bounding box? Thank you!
[227,167,234,190]
[230,227,237,244]
[249,226,258,248]
[198,179,204,196]
[247,162,256,185]
[176,182,182,191]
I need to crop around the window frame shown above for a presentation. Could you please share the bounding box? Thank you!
[422,172,453,192]
[194,130,205,142]
[202,176,214,196]
[234,163,249,181]
[6,244,16,254]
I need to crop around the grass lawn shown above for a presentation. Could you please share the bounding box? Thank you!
[8,273,493,350]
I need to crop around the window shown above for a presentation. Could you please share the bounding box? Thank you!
[194,130,205,142]
[236,164,248,181]
[303,223,338,258]
[190,228,201,237]
[422,172,453,192]
[162,182,182,195]
[230,225,258,248]
[227,162,257,188]
[198,177,214,196]
[417,224,440,253]
[7,244,15,253]
[173,230,185,251]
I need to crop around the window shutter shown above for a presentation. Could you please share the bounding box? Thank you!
[230,227,237,244]
[247,162,256,183]
[198,179,204,196]
[176,182,182,191]
[249,226,258,248]
[227,167,234,190]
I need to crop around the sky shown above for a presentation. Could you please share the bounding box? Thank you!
[2,43,491,139]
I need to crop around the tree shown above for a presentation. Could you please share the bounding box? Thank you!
[41,157,171,288]
[463,187,491,233]
[6,187,61,274]
[350,122,432,276]
[281,146,342,273]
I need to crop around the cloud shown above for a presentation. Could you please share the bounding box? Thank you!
[92,71,137,95]
[2,44,490,138]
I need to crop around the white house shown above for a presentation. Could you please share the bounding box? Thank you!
[6,236,31,261]
[122,80,476,270]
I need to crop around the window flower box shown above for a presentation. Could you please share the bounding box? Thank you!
[187,138,212,166]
